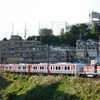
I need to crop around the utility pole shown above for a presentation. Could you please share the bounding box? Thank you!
[39,21,42,44]
[24,22,27,40]
[47,44,49,74]
[0,41,2,68]
[12,22,14,35]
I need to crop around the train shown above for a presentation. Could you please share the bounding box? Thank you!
[0,63,86,76]
[1,55,100,77]
[79,57,100,77]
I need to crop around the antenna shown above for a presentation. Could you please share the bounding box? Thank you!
[39,21,42,44]
[12,22,14,35]
[24,22,27,40]
[79,29,82,39]
[65,21,66,32]
[51,21,53,34]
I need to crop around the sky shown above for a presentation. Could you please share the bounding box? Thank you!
[0,0,100,40]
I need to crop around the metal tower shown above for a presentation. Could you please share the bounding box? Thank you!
[24,22,27,40]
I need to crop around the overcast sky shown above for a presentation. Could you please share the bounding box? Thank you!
[0,0,100,40]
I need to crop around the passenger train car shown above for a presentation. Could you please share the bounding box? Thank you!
[0,63,86,76]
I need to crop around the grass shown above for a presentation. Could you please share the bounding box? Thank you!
[0,72,100,100]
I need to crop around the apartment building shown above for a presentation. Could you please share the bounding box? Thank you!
[0,35,75,64]
[0,35,47,63]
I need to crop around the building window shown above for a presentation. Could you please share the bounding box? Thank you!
[19,48,23,51]
[2,48,5,51]
[19,43,22,46]
[2,53,5,55]
[32,48,35,51]
[8,43,10,45]
[32,53,35,57]
[78,42,80,44]
[31,43,36,46]
[41,48,44,51]
[11,42,14,45]
[11,48,14,50]
[12,53,14,55]
[88,46,91,49]
[27,48,29,50]
[92,47,95,49]
[1,43,5,46]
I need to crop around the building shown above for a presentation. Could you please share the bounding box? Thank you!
[86,39,98,58]
[76,37,99,62]
[0,35,75,64]
[83,11,100,29]
[76,38,86,60]
[89,11,100,24]
[0,35,47,63]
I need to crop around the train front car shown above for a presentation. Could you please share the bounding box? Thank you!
[82,64,100,77]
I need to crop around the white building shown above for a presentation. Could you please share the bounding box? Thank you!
[76,38,86,59]
[86,39,98,57]
[76,38,99,60]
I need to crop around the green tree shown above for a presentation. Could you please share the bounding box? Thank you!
[78,24,88,33]
[91,24,100,36]
[70,25,79,39]
[3,38,8,41]
[27,35,36,40]
[39,28,53,36]
[59,28,65,44]
[65,32,75,46]
[42,35,59,45]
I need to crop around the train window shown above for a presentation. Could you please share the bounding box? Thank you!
[59,66,60,70]
[5,67,8,69]
[9,67,11,69]
[33,66,37,69]
[40,66,43,70]
[56,66,58,70]
[18,67,21,69]
[23,66,26,69]
[65,66,67,70]
[42,66,44,70]
[51,66,52,70]
[68,66,70,70]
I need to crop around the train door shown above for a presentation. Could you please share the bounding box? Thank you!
[2,66,4,71]
[94,64,97,73]
[28,65,31,73]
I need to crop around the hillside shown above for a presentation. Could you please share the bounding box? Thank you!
[0,72,100,100]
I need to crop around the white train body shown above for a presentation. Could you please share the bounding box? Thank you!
[0,63,86,76]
